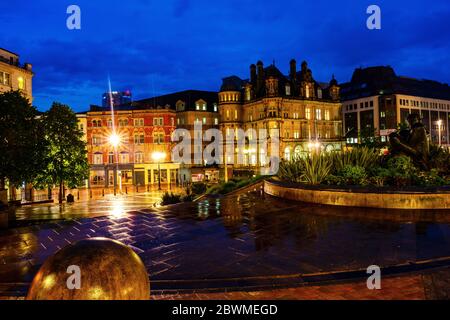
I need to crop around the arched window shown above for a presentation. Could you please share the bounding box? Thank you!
[284,147,291,161]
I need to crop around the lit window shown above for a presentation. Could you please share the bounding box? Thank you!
[134,134,145,145]
[134,118,144,127]
[213,104,218,112]
[135,152,144,164]
[324,110,330,121]
[93,153,103,164]
[92,135,102,145]
[214,118,218,125]
[0,72,11,86]
[202,117,206,124]
[284,147,291,161]
[17,77,25,90]
[108,152,114,164]
[315,109,322,120]
[234,110,238,120]
[153,117,163,126]
[305,108,311,120]
[285,85,291,96]
[120,153,129,164]
[153,132,164,144]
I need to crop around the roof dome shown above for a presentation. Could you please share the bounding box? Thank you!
[220,76,244,92]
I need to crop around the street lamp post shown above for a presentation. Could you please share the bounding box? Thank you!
[437,120,442,146]
[109,133,121,196]
[151,151,166,191]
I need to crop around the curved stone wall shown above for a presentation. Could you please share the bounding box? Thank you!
[264,180,450,209]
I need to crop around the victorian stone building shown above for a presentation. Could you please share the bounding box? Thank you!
[0,48,33,101]
[218,59,343,170]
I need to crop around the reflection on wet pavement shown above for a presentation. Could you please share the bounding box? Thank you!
[1,191,450,291]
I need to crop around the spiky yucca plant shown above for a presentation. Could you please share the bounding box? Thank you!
[301,153,333,185]
[278,158,305,183]
[330,147,380,174]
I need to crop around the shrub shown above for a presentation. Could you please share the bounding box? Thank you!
[278,159,305,183]
[301,153,333,185]
[428,145,450,175]
[413,169,447,187]
[325,174,345,186]
[368,167,391,187]
[386,156,417,187]
[191,182,207,195]
[330,147,381,174]
[338,165,368,185]
[161,192,182,205]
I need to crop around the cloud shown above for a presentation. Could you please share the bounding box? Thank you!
[1,0,449,112]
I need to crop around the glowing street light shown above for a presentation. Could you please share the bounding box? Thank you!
[108,133,121,196]
[152,151,166,190]
[109,133,121,147]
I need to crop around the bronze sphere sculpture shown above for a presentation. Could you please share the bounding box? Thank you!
[27,237,150,300]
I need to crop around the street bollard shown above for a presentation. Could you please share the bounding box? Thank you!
[102,189,104,197]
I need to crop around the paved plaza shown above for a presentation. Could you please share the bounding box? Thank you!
[1,191,450,299]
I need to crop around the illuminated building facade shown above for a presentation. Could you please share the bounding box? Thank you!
[218,59,343,170]
[86,105,177,188]
[85,90,219,187]
[341,66,450,146]
[0,48,33,100]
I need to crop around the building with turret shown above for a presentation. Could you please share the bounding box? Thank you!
[219,59,343,171]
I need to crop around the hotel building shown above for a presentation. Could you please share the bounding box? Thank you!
[218,59,343,171]
[341,66,450,146]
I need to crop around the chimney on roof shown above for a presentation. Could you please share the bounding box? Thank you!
[256,60,264,93]
[290,59,297,80]
[250,64,257,84]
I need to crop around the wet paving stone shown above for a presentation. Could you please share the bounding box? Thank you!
[1,192,450,293]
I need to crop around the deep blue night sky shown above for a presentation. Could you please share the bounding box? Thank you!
[1,0,449,112]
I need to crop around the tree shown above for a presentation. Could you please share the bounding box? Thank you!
[36,102,89,203]
[0,90,46,199]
